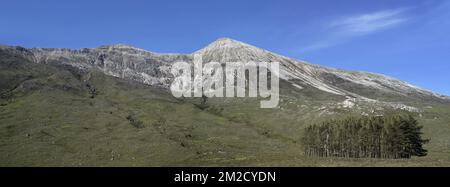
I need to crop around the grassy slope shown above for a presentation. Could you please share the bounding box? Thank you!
[0,50,449,166]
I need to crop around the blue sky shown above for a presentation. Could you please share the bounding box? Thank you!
[1,0,449,95]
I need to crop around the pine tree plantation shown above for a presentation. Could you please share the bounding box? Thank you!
[302,115,429,159]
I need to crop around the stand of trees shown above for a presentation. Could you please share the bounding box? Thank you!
[302,115,429,159]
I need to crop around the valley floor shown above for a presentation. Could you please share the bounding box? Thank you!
[1,86,449,167]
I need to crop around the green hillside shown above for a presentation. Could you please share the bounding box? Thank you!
[1,48,450,166]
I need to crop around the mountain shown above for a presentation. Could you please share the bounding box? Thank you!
[196,38,449,102]
[1,39,450,166]
[8,38,449,103]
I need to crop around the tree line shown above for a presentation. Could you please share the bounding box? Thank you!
[301,115,429,159]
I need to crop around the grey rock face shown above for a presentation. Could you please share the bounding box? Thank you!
[29,44,191,88]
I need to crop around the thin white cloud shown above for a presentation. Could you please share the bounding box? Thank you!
[297,40,337,53]
[298,8,410,53]
[330,8,409,36]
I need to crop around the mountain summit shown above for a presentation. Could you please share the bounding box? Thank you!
[96,44,149,52]
[195,38,282,63]
[200,38,252,50]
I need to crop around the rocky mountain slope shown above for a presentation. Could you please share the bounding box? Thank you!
[3,38,448,104]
